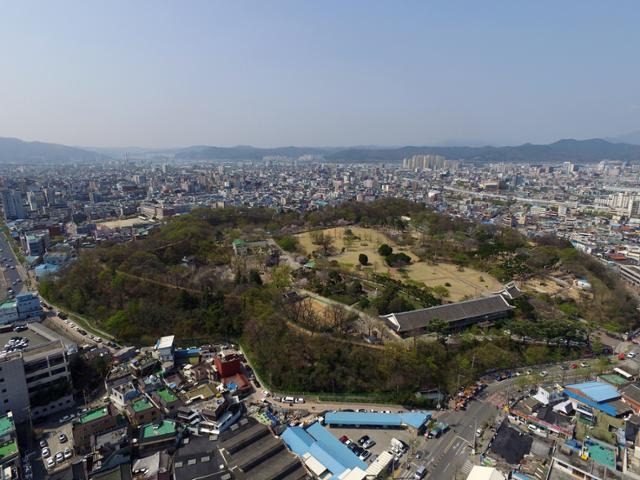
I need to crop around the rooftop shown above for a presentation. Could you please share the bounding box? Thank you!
[141,420,177,439]
[565,381,620,403]
[157,388,178,403]
[324,411,431,429]
[0,440,17,459]
[155,335,175,350]
[0,414,14,437]
[132,398,154,413]
[383,295,513,333]
[79,406,110,424]
[585,438,616,469]
[0,301,16,310]
[281,421,366,478]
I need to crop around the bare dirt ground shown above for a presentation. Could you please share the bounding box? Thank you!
[296,227,502,301]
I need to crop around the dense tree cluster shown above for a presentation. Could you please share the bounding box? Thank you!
[40,199,638,399]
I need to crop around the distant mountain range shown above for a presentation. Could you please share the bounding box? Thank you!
[174,138,640,163]
[0,137,107,163]
[3,135,640,164]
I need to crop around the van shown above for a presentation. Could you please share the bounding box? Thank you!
[414,465,427,479]
[283,396,295,403]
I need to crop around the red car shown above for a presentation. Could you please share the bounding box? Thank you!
[570,363,578,369]
[618,353,626,360]
[339,435,349,444]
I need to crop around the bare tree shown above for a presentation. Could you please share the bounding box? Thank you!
[324,304,354,334]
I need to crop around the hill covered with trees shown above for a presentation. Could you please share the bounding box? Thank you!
[40,199,638,400]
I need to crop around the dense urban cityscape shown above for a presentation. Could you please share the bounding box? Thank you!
[3,1,640,479]
[0,148,638,479]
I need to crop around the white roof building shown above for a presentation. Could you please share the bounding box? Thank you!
[466,466,506,480]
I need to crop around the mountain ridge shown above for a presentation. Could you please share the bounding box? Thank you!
[3,136,640,164]
[0,137,108,163]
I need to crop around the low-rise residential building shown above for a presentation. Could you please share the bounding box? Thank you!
[135,419,178,453]
[0,412,20,480]
[126,397,162,426]
[72,406,120,454]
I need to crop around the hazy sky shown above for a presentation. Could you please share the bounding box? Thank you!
[1,1,639,148]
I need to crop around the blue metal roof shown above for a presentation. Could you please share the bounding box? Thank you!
[564,390,619,417]
[281,422,366,478]
[566,381,620,403]
[324,411,431,429]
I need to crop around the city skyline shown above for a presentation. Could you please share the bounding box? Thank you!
[1,1,639,148]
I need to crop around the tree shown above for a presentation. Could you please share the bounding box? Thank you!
[324,304,354,334]
[311,231,334,254]
[427,318,448,344]
[358,253,369,266]
[276,235,298,252]
[271,265,292,289]
[385,252,412,267]
[432,285,450,298]
[249,269,263,285]
[378,244,393,257]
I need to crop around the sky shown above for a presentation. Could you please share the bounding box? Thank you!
[1,1,639,148]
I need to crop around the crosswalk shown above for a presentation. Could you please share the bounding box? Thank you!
[460,459,474,477]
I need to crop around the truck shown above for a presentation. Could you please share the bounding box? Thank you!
[427,422,450,438]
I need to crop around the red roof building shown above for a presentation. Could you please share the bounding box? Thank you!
[214,354,242,378]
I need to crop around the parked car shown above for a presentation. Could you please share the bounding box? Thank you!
[363,438,375,449]
[63,448,72,459]
[46,458,55,469]
[58,433,67,443]
[41,447,50,458]
[358,435,370,446]
[54,452,64,464]
[358,449,371,460]
[339,435,350,444]
[39,439,48,449]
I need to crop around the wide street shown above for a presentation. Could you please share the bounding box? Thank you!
[0,230,27,300]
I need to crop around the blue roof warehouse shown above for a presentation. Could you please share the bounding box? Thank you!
[324,411,432,432]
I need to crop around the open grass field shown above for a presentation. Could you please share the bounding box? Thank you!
[96,217,154,229]
[403,262,502,301]
[296,227,502,302]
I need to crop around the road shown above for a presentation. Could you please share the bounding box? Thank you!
[0,230,27,300]
[425,399,497,479]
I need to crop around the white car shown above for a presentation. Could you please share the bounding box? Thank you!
[628,352,636,359]
[540,370,548,377]
[63,448,72,459]
[54,452,64,464]
[46,458,55,469]
[41,447,50,458]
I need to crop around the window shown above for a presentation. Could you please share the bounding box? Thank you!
[26,372,50,383]
[25,359,48,374]
[48,355,65,367]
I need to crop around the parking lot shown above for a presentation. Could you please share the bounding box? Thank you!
[0,328,49,349]
[36,413,76,473]
[324,424,429,475]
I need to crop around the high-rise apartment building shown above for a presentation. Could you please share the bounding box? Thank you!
[0,189,25,220]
